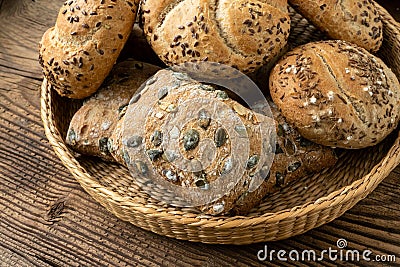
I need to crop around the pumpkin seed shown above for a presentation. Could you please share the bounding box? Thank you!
[275,143,284,154]
[163,169,178,182]
[145,76,157,86]
[216,90,228,99]
[107,138,113,152]
[146,149,163,161]
[126,135,142,148]
[276,172,285,187]
[195,179,209,190]
[157,86,168,100]
[123,150,130,165]
[234,125,247,138]
[246,155,259,169]
[221,157,233,174]
[150,130,162,146]
[118,103,128,113]
[129,93,141,105]
[173,72,189,80]
[288,161,301,172]
[67,129,77,145]
[214,127,227,147]
[198,109,211,129]
[183,129,200,151]
[99,137,109,154]
[199,84,215,91]
[285,139,296,155]
[212,202,225,214]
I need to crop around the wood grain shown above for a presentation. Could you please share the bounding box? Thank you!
[0,0,399,266]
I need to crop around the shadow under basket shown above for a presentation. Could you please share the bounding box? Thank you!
[41,4,400,245]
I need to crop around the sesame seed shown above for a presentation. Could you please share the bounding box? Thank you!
[70,31,77,35]
[118,34,123,39]
[82,23,89,28]
[90,11,98,15]
[96,22,102,27]
[62,9,67,14]
[106,15,112,19]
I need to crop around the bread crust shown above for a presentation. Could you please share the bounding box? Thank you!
[288,0,383,52]
[270,40,400,148]
[66,59,161,159]
[39,0,139,99]
[140,0,291,73]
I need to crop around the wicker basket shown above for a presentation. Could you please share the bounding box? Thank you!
[41,4,400,245]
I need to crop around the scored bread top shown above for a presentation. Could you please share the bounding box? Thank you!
[141,0,291,73]
[269,40,400,148]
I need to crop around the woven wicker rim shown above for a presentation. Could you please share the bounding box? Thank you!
[40,3,400,244]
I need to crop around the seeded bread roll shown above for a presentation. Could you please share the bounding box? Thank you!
[66,60,161,160]
[269,40,400,149]
[39,0,139,99]
[140,0,291,73]
[118,69,275,215]
[230,101,337,214]
[288,0,383,52]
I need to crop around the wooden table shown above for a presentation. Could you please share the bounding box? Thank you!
[1,1,399,266]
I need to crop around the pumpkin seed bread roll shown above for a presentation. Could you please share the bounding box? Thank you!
[140,0,291,73]
[288,0,383,52]
[118,69,274,215]
[39,0,139,99]
[66,60,161,160]
[270,40,400,149]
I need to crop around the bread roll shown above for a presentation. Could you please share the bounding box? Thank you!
[140,0,290,73]
[39,0,139,99]
[288,0,383,52]
[269,40,400,149]
[66,59,161,159]
[231,101,337,214]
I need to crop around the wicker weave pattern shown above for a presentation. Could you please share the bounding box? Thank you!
[41,3,400,244]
